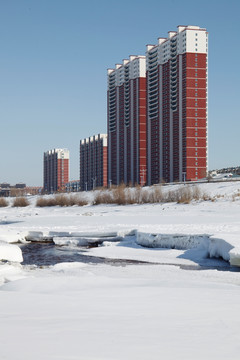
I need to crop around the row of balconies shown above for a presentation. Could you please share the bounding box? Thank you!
[148,67,158,75]
[148,73,158,82]
[148,55,158,65]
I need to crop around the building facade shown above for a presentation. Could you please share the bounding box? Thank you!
[107,55,147,186]
[80,134,108,191]
[43,149,69,193]
[65,180,80,192]
[146,25,208,184]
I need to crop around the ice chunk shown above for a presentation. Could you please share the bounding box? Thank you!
[25,231,44,241]
[0,241,23,262]
[0,230,26,244]
[137,232,209,250]
[53,237,90,246]
[49,231,71,237]
[25,231,53,242]
[70,231,118,238]
[208,238,233,261]
[229,247,240,266]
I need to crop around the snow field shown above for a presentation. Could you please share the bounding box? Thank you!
[1,181,240,359]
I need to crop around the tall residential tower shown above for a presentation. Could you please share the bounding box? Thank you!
[107,55,147,186]
[43,148,69,193]
[146,25,208,184]
[80,134,108,191]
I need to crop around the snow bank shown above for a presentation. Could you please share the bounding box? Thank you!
[49,231,71,237]
[229,248,240,266]
[52,262,87,272]
[53,235,124,246]
[25,231,53,242]
[70,231,118,238]
[0,263,24,286]
[137,232,208,250]
[53,236,92,246]
[0,241,23,262]
[0,230,26,243]
[25,230,131,245]
[137,231,239,265]
[208,238,233,262]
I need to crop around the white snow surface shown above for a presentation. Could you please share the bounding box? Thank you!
[0,241,23,262]
[1,181,240,359]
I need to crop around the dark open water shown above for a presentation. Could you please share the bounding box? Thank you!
[19,242,149,267]
[18,242,240,272]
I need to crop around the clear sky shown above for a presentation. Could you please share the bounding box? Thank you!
[0,0,239,186]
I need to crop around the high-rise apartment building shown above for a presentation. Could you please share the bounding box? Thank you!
[107,55,147,186]
[146,25,208,184]
[43,149,69,193]
[80,134,108,191]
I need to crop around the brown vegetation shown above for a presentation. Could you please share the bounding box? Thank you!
[92,184,209,205]
[0,198,8,207]
[35,184,211,207]
[36,194,88,207]
[12,197,30,207]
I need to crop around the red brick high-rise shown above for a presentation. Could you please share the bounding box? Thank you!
[43,149,69,193]
[107,56,147,186]
[146,25,208,184]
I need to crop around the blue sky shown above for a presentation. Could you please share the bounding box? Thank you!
[0,0,239,185]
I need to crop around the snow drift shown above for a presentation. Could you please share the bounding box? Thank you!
[136,232,237,263]
[0,241,23,262]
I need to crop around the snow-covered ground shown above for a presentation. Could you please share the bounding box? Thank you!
[1,181,240,359]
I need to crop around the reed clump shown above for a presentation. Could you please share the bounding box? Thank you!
[12,197,30,207]
[0,198,8,207]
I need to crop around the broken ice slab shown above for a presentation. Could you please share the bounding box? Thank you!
[25,231,53,243]
[70,231,118,238]
[136,232,210,250]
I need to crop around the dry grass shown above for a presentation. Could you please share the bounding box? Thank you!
[176,186,193,204]
[93,184,137,205]
[0,198,8,207]
[93,191,115,205]
[36,184,212,207]
[191,186,202,201]
[232,190,240,201]
[93,185,164,205]
[36,197,56,207]
[202,192,212,201]
[12,197,30,207]
[112,183,127,205]
[75,197,89,206]
[92,184,210,205]
[36,194,88,207]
